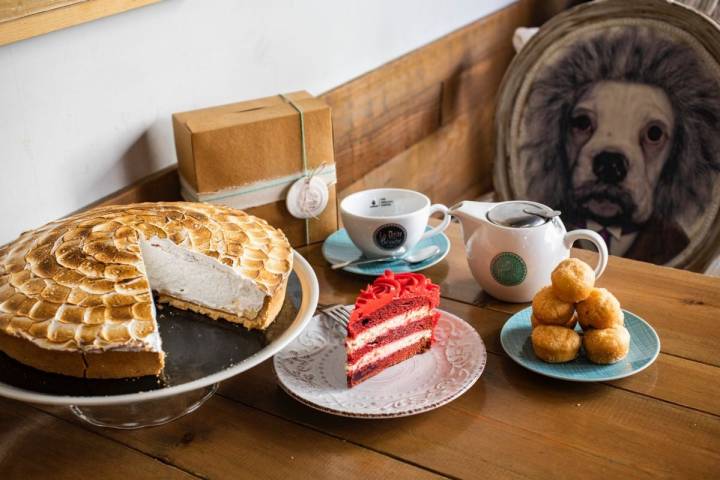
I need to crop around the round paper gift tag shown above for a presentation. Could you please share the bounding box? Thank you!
[286,176,329,219]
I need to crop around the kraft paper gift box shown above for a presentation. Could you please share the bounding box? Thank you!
[172,91,337,247]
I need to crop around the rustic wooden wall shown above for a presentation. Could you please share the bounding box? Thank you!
[324,0,559,207]
[89,0,564,215]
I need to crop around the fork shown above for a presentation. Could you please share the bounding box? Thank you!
[318,303,351,329]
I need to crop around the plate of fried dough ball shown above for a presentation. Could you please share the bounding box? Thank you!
[500,258,660,382]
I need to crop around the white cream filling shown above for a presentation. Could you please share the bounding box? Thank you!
[345,307,431,353]
[347,330,432,373]
[139,237,266,319]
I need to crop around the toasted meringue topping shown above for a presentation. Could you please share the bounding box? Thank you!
[0,202,293,352]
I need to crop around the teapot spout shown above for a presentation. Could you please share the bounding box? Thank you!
[449,201,494,245]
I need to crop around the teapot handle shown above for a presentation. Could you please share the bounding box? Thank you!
[563,229,609,278]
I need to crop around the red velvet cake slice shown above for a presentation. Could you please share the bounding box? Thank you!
[345,270,440,387]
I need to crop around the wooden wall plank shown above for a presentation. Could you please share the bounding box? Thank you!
[80,165,181,212]
[324,0,540,198]
[0,1,82,24]
[339,110,493,208]
[331,84,443,190]
[0,0,161,47]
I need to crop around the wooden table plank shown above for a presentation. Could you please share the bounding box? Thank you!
[10,190,718,479]
[2,227,713,480]
[221,356,720,480]
[608,351,720,416]
[301,222,720,366]
[441,298,720,416]
[295,252,720,416]
[0,399,196,480]
[39,395,443,480]
[484,247,720,367]
[214,254,720,479]
[296,221,488,306]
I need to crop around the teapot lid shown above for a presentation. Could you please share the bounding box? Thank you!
[487,202,556,228]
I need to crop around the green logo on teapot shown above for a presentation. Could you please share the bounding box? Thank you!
[490,252,527,286]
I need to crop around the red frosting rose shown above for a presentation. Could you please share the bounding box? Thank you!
[351,270,440,323]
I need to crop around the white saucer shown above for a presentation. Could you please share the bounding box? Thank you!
[273,307,486,418]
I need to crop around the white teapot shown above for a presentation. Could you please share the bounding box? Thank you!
[450,200,608,303]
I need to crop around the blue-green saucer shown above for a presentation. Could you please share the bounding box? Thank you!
[321,227,450,276]
[500,307,660,382]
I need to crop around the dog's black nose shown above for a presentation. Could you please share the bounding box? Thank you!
[593,152,628,184]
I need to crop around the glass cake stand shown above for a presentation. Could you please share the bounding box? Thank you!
[0,252,317,429]
[70,383,219,429]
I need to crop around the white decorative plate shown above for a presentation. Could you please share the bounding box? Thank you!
[273,307,486,418]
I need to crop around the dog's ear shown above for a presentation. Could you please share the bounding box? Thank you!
[655,110,720,219]
[650,48,720,220]
[519,72,578,212]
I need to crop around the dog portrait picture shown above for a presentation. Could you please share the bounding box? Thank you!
[511,24,720,268]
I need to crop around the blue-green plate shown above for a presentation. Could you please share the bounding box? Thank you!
[321,227,450,276]
[500,307,660,382]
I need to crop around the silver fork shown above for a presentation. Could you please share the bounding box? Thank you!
[319,303,351,329]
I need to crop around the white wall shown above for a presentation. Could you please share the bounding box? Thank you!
[0,0,514,244]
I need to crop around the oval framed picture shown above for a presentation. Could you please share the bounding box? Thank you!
[495,0,720,271]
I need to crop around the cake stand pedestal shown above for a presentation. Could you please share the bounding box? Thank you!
[69,383,218,429]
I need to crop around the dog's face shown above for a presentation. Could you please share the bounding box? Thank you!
[566,81,675,225]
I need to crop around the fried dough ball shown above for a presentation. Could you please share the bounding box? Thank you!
[551,258,595,302]
[531,325,581,363]
[577,288,623,330]
[531,313,577,330]
[532,286,575,325]
[583,326,630,364]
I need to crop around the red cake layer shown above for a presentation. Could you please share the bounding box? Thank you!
[346,296,429,338]
[346,312,438,363]
[345,271,440,388]
[348,336,433,387]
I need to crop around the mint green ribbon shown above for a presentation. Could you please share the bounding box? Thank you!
[279,93,311,245]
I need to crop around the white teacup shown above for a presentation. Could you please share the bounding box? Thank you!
[340,188,451,258]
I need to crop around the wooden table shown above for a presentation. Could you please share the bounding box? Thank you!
[1,222,718,479]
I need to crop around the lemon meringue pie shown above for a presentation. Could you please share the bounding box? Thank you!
[0,202,293,379]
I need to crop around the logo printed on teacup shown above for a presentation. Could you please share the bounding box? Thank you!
[490,252,527,286]
[369,198,394,208]
[373,223,407,250]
